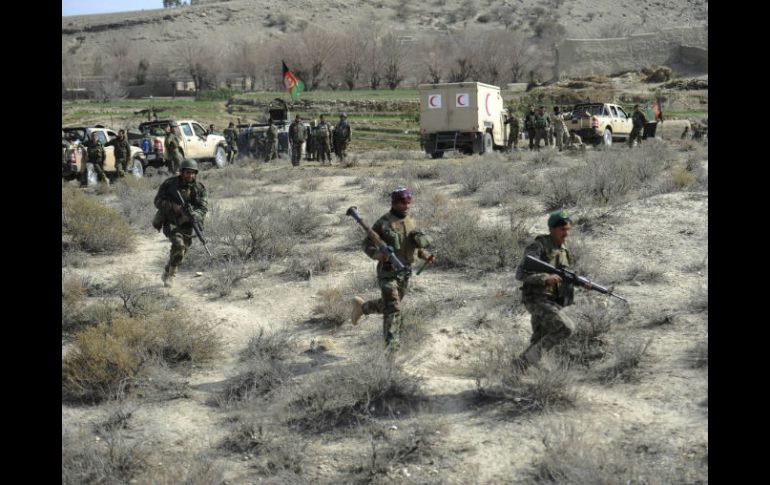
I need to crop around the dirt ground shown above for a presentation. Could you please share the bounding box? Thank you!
[62,141,708,483]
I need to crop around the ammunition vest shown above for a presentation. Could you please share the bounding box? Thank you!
[378,212,418,266]
[523,235,572,302]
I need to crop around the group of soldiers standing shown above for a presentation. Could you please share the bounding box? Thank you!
[293,113,352,166]
[507,104,584,152]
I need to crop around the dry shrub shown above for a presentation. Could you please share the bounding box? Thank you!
[351,423,443,482]
[668,166,695,190]
[62,315,147,403]
[150,454,226,485]
[532,423,640,484]
[426,200,530,272]
[218,328,296,406]
[62,427,148,485]
[554,296,629,366]
[531,149,557,165]
[542,168,584,210]
[206,199,315,263]
[144,308,221,364]
[114,176,160,230]
[283,249,344,280]
[299,176,321,191]
[475,336,577,413]
[62,275,88,333]
[311,287,350,326]
[206,259,255,297]
[598,337,653,384]
[62,185,136,253]
[220,422,307,478]
[582,149,635,204]
[62,307,219,403]
[286,352,423,432]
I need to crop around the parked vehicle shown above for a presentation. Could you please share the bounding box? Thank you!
[568,103,634,146]
[130,119,228,168]
[418,82,511,158]
[62,125,146,186]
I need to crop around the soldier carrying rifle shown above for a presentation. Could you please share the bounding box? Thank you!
[349,187,435,351]
[515,209,626,367]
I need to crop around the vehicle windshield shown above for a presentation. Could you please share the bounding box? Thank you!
[573,105,604,116]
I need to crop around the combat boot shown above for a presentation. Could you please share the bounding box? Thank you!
[521,342,543,367]
[351,296,365,326]
[162,265,177,288]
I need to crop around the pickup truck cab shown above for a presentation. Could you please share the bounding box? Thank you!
[569,103,633,146]
[62,126,146,186]
[132,119,229,168]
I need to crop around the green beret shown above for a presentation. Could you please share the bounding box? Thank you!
[548,209,571,227]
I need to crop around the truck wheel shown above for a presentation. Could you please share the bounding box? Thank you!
[601,128,613,146]
[131,158,144,178]
[214,146,227,168]
[481,132,493,155]
[83,163,97,187]
[430,151,444,159]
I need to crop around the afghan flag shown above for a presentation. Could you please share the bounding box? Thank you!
[653,98,664,121]
[282,61,304,102]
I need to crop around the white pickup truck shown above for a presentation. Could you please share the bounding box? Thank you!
[569,102,634,146]
[62,125,146,186]
[133,119,229,168]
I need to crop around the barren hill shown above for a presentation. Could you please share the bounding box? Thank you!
[62,0,708,81]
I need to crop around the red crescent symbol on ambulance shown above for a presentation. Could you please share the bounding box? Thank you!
[485,93,491,116]
[457,94,466,106]
[429,95,438,107]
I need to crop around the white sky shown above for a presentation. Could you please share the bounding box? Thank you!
[62,0,162,16]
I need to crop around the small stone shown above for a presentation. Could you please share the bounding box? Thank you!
[195,272,203,277]
[390,425,398,430]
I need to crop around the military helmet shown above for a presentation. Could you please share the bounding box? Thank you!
[180,159,199,173]
[340,112,347,118]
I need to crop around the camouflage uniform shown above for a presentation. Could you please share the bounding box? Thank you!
[552,112,568,151]
[629,109,648,147]
[505,114,520,151]
[566,132,585,151]
[223,126,239,163]
[153,173,208,284]
[524,109,537,150]
[533,111,551,150]
[288,119,306,167]
[164,129,184,173]
[105,135,131,177]
[333,117,351,162]
[83,137,108,183]
[316,119,333,164]
[305,122,316,161]
[515,234,576,365]
[264,124,278,162]
[360,210,432,350]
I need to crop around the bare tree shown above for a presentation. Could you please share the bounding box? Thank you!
[180,44,222,93]
[381,32,406,89]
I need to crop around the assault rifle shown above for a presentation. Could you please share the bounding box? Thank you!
[346,206,410,276]
[523,255,627,303]
[174,190,213,258]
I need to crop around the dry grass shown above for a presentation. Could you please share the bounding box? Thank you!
[475,336,578,414]
[62,185,136,253]
[113,176,161,230]
[62,304,220,403]
[597,337,653,384]
[311,287,351,327]
[531,423,640,484]
[284,351,423,432]
[62,427,148,485]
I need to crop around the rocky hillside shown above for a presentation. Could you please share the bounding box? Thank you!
[62,0,707,64]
